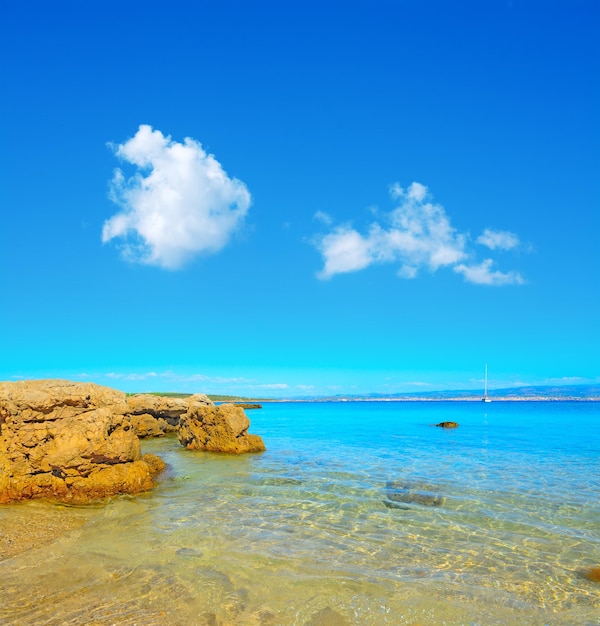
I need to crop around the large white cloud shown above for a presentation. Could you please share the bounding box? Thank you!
[102,125,251,269]
[313,182,525,285]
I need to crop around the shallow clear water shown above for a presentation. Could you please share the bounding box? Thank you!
[1,401,599,625]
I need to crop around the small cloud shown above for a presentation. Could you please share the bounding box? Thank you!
[250,383,289,390]
[106,371,160,381]
[454,259,525,285]
[313,210,333,225]
[545,376,593,385]
[477,228,520,250]
[312,181,527,286]
[102,124,251,270]
[314,227,373,279]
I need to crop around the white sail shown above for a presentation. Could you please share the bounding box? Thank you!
[482,364,491,402]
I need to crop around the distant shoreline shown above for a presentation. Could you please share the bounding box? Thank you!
[257,396,600,403]
[137,384,600,404]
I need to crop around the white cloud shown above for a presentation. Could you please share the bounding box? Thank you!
[476,228,520,250]
[313,182,526,286]
[109,371,257,385]
[102,125,251,269]
[313,210,333,225]
[251,383,289,389]
[314,182,467,280]
[106,371,159,381]
[453,259,525,285]
[315,227,373,279]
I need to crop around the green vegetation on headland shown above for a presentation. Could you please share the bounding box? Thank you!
[126,392,192,398]
[207,394,269,402]
[129,392,270,402]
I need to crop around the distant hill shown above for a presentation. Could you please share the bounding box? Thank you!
[131,385,599,402]
[484,384,600,399]
[287,384,600,402]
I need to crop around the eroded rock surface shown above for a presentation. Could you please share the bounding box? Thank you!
[126,393,213,437]
[0,380,164,503]
[178,404,265,454]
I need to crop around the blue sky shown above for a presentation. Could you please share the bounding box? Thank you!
[1,0,598,397]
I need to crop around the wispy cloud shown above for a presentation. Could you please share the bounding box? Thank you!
[544,376,599,385]
[312,182,526,285]
[102,125,251,269]
[106,371,159,381]
[101,370,252,385]
[476,228,520,250]
[248,383,289,390]
[313,210,333,225]
[454,259,525,286]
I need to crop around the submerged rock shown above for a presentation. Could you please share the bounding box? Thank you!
[176,547,203,558]
[0,380,165,503]
[178,404,265,454]
[383,480,446,508]
[434,421,459,428]
[304,607,350,626]
[581,566,600,583]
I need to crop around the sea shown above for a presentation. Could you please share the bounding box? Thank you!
[1,401,599,625]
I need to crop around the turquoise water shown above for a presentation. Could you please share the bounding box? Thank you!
[1,401,599,625]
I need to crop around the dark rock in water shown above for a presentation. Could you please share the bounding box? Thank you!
[176,547,203,558]
[384,480,446,508]
[259,476,303,486]
[383,499,412,510]
[580,566,600,583]
[256,609,278,625]
[235,403,262,410]
[304,607,350,626]
[434,421,459,428]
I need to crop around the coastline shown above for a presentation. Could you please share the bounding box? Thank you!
[1,401,598,624]
[259,396,600,403]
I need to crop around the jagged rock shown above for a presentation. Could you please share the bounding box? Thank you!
[178,404,265,454]
[434,421,459,428]
[0,380,165,503]
[187,393,213,406]
[383,480,446,508]
[130,412,170,437]
[126,393,213,437]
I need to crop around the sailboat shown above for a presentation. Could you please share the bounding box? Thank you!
[482,363,492,403]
